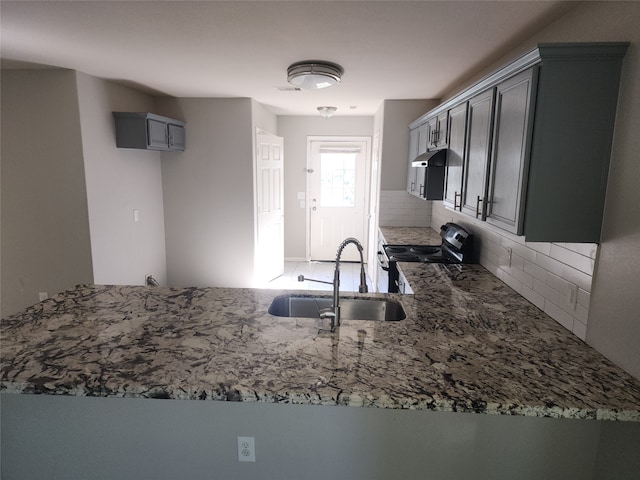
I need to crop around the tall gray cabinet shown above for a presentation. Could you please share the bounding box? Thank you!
[411,43,628,243]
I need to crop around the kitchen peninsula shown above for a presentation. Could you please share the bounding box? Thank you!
[3,227,640,479]
[2,262,639,421]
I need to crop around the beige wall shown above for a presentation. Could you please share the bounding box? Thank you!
[435,1,640,379]
[277,116,374,260]
[378,99,438,191]
[75,72,167,286]
[1,70,93,317]
[157,98,258,287]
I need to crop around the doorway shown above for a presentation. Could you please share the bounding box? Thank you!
[307,137,371,262]
[255,131,285,283]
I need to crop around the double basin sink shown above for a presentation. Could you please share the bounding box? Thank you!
[268,295,406,322]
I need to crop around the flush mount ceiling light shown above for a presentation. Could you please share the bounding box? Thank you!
[317,106,337,118]
[287,61,343,89]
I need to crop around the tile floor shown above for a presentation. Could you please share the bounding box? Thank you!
[262,261,373,292]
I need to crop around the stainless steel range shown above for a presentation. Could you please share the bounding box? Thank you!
[377,223,474,293]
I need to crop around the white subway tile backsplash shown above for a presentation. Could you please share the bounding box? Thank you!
[573,320,588,341]
[577,288,590,308]
[534,278,563,306]
[379,190,431,227]
[519,283,546,310]
[550,244,595,275]
[524,259,548,282]
[544,301,575,332]
[430,201,596,343]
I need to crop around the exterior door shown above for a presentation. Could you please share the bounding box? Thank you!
[308,138,370,262]
[255,132,284,283]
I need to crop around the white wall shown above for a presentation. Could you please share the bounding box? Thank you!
[433,1,640,379]
[158,98,257,288]
[3,394,640,480]
[277,116,373,260]
[75,72,167,286]
[0,70,93,317]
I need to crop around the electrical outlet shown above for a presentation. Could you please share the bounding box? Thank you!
[237,436,255,462]
[566,283,578,311]
[505,247,512,268]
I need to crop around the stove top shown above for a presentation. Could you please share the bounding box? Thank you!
[383,223,473,264]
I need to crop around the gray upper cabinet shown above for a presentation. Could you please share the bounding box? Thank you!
[406,123,428,198]
[485,68,536,234]
[462,88,495,219]
[411,42,628,242]
[523,44,627,242]
[113,112,186,151]
[427,112,448,150]
[444,102,467,209]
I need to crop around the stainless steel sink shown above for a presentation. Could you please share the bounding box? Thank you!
[268,295,406,321]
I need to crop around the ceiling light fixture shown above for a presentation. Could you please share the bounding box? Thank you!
[287,61,343,90]
[317,106,337,118]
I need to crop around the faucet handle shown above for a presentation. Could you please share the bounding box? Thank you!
[318,308,336,318]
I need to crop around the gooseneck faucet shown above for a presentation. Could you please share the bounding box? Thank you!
[298,237,368,331]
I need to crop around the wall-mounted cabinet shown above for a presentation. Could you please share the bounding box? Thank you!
[427,112,448,150]
[443,102,467,209]
[462,88,495,219]
[406,123,428,198]
[413,42,628,243]
[113,112,186,151]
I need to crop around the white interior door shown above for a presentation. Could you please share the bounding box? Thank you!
[367,131,381,286]
[308,138,370,262]
[255,132,284,283]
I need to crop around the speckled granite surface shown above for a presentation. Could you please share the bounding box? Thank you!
[2,227,640,421]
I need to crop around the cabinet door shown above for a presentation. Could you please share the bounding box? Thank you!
[407,124,428,198]
[444,103,467,209]
[147,118,168,149]
[427,112,449,149]
[461,89,495,218]
[406,127,420,196]
[168,124,185,151]
[486,68,535,234]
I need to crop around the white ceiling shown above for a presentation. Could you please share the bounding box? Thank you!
[1,1,576,116]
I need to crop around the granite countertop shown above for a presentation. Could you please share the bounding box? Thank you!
[2,227,640,421]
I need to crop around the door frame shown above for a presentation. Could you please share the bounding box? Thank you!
[305,135,372,261]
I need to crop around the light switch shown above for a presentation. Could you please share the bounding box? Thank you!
[133,209,140,223]
[297,192,305,200]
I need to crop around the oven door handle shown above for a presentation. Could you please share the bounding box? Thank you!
[377,251,390,271]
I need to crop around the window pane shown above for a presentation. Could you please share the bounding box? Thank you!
[319,152,356,207]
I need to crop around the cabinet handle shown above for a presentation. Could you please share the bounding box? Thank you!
[410,181,416,192]
[419,184,425,196]
[476,195,483,218]
[454,191,462,210]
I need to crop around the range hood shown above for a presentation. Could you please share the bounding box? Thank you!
[412,149,447,168]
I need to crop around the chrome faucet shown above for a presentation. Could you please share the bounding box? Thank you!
[298,237,368,331]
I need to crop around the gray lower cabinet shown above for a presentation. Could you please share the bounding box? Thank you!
[462,88,495,219]
[113,112,186,151]
[444,102,467,209]
[485,68,536,234]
